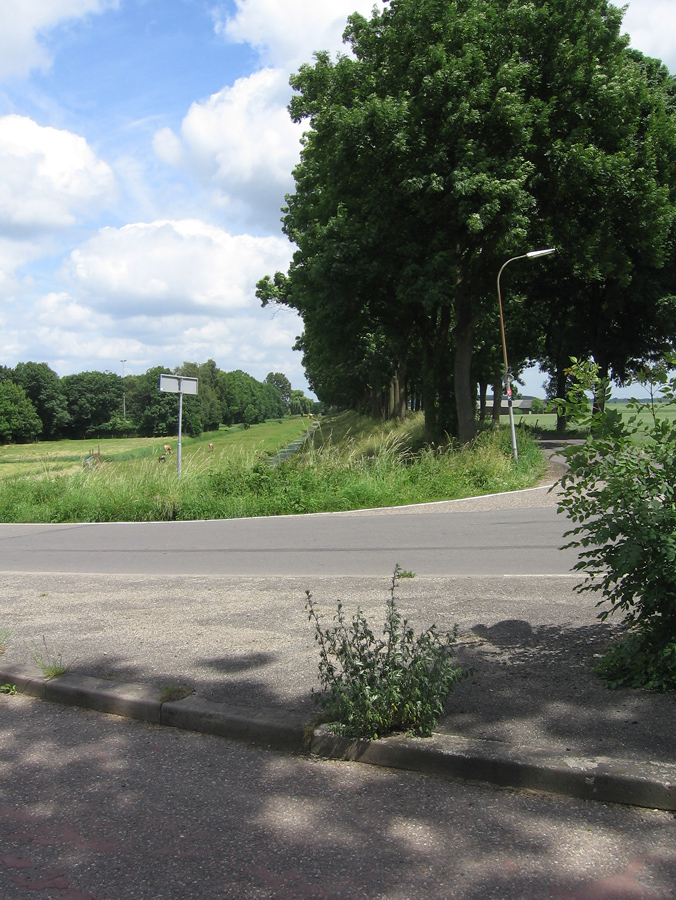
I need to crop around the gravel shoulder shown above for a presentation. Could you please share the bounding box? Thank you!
[1,568,672,769]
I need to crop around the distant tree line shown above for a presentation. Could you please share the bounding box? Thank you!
[0,360,318,443]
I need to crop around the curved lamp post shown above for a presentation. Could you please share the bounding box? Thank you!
[497,248,556,463]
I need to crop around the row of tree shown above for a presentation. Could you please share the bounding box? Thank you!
[0,361,317,443]
[258,0,676,439]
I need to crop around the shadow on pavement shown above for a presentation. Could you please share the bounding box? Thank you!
[1,692,675,900]
[444,619,674,764]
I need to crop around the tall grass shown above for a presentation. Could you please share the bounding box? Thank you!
[0,414,545,522]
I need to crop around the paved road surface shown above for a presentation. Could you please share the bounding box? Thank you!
[1,694,673,900]
[6,486,665,900]
[0,490,578,577]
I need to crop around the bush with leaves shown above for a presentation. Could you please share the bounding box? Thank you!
[556,358,676,691]
[305,565,466,738]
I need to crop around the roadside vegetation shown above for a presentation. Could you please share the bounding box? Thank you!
[557,359,676,691]
[0,411,545,523]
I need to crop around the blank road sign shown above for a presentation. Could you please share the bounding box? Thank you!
[159,374,198,395]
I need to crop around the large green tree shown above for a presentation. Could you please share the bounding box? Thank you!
[0,382,42,443]
[260,0,538,441]
[518,39,676,424]
[259,0,676,441]
[12,362,70,440]
[265,372,292,410]
[60,371,123,439]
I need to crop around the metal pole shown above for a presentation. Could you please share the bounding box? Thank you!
[120,359,126,420]
[496,248,556,464]
[177,380,183,479]
[497,257,525,464]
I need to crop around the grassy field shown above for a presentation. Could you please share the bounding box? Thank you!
[0,411,546,522]
[507,399,676,434]
[0,417,311,480]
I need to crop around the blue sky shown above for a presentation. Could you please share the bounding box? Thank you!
[0,0,674,397]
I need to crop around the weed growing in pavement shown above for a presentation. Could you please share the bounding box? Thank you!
[0,683,17,695]
[159,684,194,703]
[31,636,67,678]
[0,627,11,654]
[306,564,467,739]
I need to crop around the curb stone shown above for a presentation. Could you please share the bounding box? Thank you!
[1,664,674,811]
[310,726,676,811]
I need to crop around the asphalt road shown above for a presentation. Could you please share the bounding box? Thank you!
[2,694,674,900]
[3,489,675,899]
[0,494,579,577]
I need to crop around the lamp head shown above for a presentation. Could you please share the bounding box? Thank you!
[526,248,556,259]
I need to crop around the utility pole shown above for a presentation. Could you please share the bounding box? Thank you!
[120,359,127,420]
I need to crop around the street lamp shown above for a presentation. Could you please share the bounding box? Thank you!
[497,248,556,463]
[120,359,127,420]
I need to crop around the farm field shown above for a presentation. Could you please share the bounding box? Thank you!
[0,417,311,480]
[506,399,676,434]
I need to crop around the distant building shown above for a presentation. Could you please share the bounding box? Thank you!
[480,396,537,415]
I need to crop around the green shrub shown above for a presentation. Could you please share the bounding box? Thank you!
[306,565,466,738]
[556,358,676,690]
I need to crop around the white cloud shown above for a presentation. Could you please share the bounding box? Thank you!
[214,0,378,70]
[623,1,676,72]
[0,115,116,235]
[0,236,46,301]
[0,0,116,80]
[65,218,293,317]
[25,286,306,385]
[156,1,380,232]
[154,69,303,231]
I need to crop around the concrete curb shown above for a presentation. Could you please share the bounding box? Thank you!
[1,664,674,811]
[0,665,307,752]
[310,727,676,811]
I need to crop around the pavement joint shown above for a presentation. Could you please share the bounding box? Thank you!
[1,662,674,812]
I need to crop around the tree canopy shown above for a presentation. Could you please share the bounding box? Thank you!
[0,360,315,444]
[258,0,676,440]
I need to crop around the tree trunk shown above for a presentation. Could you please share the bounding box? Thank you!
[453,310,478,445]
[592,361,609,416]
[422,307,451,439]
[371,383,382,420]
[556,363,567,433]
[395,360,407,420]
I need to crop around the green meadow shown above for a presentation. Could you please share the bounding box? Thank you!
[0,417,311,480]
[507,399,676,435]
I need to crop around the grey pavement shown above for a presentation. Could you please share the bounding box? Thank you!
[0,485,578,577]
[2,693,675,900]
[1,461,676,897]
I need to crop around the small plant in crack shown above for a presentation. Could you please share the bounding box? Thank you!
[306,563,467,739]
[31,636,67,678]
[159,684,194,703]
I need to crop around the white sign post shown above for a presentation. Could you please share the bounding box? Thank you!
[159,374,198,478]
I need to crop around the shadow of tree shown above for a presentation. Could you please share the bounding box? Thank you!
[442,619,675,764]
[0,693,674,900]
[66,651,317,715]
[195,652,277,674]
